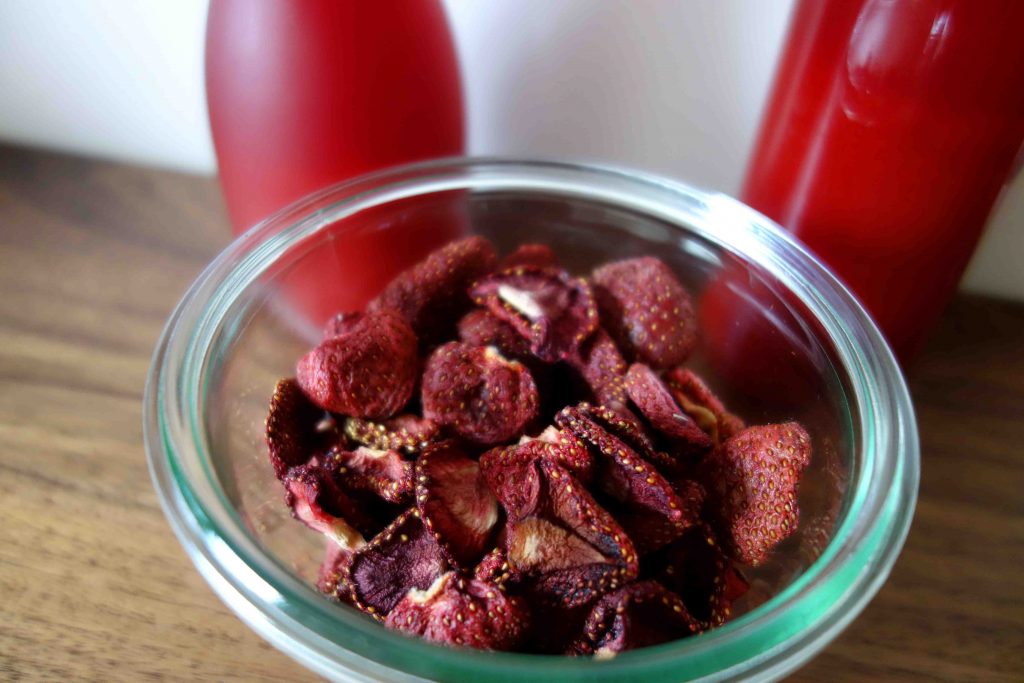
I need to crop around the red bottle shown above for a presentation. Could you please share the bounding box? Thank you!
[742,0,1024,361]
[206,0,465,325]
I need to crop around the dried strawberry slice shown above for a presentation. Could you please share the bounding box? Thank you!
[322,310,363,340]
[283,462,369,551]
[569,402,683,479]
[385,571,530,651]
[473,547,518,589]
[480,430,595,521]
[573,581,699,655]
[531,426,594,485]
[317,541,357,606]
[343,414,440,455]
[369,235,498,342]
[421,342,539,446]
[556,404,699,554]
[479,442,544,522]
[500,243,558,269]
[470,265,598,362]
[701,422,812,566]
[625,363,713,455]
[566,328,628,406]
[497,242,557,270]
[328,445,414,504]
[665,367,745,444]
[651,523,749,629]
[456,308,533,359]
[592,256,697,369]
[416,442,500,568]
[505,460,638,608]
[348,508,450,617]
[296,309,418,419]
[266,378,328,479]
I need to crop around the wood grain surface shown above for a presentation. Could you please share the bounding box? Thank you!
[1,145,1021,682]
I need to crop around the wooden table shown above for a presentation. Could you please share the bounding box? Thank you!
[1,145,1021,681]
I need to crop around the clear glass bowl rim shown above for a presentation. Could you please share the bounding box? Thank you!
[144,158,919,683]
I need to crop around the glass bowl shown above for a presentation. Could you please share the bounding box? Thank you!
[144,159,918,682]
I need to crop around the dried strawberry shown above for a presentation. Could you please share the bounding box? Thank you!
[322,310,363,340]
[592,256,697,369]
[416,442,500,568]
[625,363,712,456]
[348,508,449,617]
[317,541,357,606]
[386,571,530,650]
[344,414,440,455]
[566,328,628,406]
[296,309,418,419]
[500,243,558,269]
[479,442,544,522]
[266,378,328,479]
[568,402,683,478]
[328,445,414,504]
[665,367,745,444]
[369,235,498,342]
[701,422,811,566]
[421,342,539,446]
[470,265,598,362]
[532,425,594,485]
[505,460,638,607]
[283,462,369,551]
[473,547,521,591]
[556,404,699,553]
[650,523,749,629]
[573,581,699,655]
[456,308,533,359]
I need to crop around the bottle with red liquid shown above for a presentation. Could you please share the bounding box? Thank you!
[741,0,1024,362]
[206,0,465,325]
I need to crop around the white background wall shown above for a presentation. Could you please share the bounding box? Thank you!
[0,0,1020,299]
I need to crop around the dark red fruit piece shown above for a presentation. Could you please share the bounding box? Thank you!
[348,508,449,617]
[500,243,558,269]
[567,402,682,479]
[573,581,699,655]
[296,309,418,419]
[322,311,363,340]
[283,462,369,550]
[385,571,530,651]
[505,460,638,608]
[470,265,598,362]
[592,256,697,369]
[532,425,594,485]
[479,442,544,522]
[369,235,498,342]
[266,378,327,479]
[317,541,357,606]
[328,445,414,504]
[625,363,713,455]
[701,422,812,566]
[416,442,500,568]
[665,367,745,444]
[651,523,749,629]
[456,308,533,359]
[344,414,440,454]
[556,404,699,553]
[473,547,521,590]
[566,328,628,406]
[421,342,540,446]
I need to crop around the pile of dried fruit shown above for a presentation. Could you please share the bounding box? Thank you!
[265,237,811,656]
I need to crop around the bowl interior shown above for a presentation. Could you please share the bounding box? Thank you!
[202,185,853,629]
